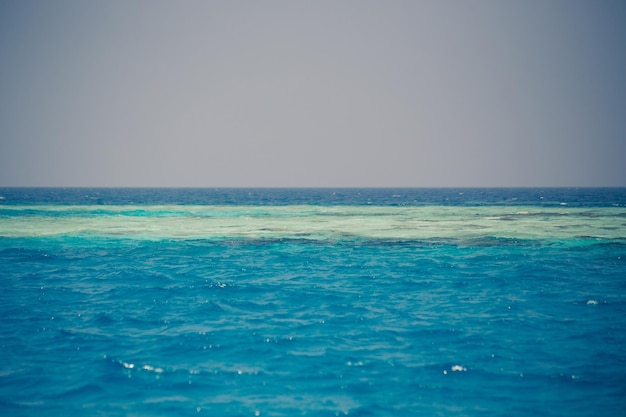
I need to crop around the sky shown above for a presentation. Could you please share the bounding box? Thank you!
[1,0,625,187]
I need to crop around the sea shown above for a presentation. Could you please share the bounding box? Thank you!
[1,188,625,417]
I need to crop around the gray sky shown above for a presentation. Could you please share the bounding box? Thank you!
[1,0,625,187]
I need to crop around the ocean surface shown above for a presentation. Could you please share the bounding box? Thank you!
[1,188,625,416]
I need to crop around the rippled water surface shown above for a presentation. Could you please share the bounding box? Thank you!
[1,188,625,416]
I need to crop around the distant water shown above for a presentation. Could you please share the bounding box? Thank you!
[1,188,625,416]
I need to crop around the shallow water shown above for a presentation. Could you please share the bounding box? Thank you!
[1,188,625,416]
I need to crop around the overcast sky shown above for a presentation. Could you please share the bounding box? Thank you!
[1,0,625,187]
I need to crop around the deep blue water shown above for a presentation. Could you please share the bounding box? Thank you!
[2,187,626,206]
[1,188,625,416]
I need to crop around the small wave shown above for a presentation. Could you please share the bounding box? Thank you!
[443,364,468,374]
[53,383,104,400]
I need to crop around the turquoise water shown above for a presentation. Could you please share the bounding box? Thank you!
[1,188,625,416]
